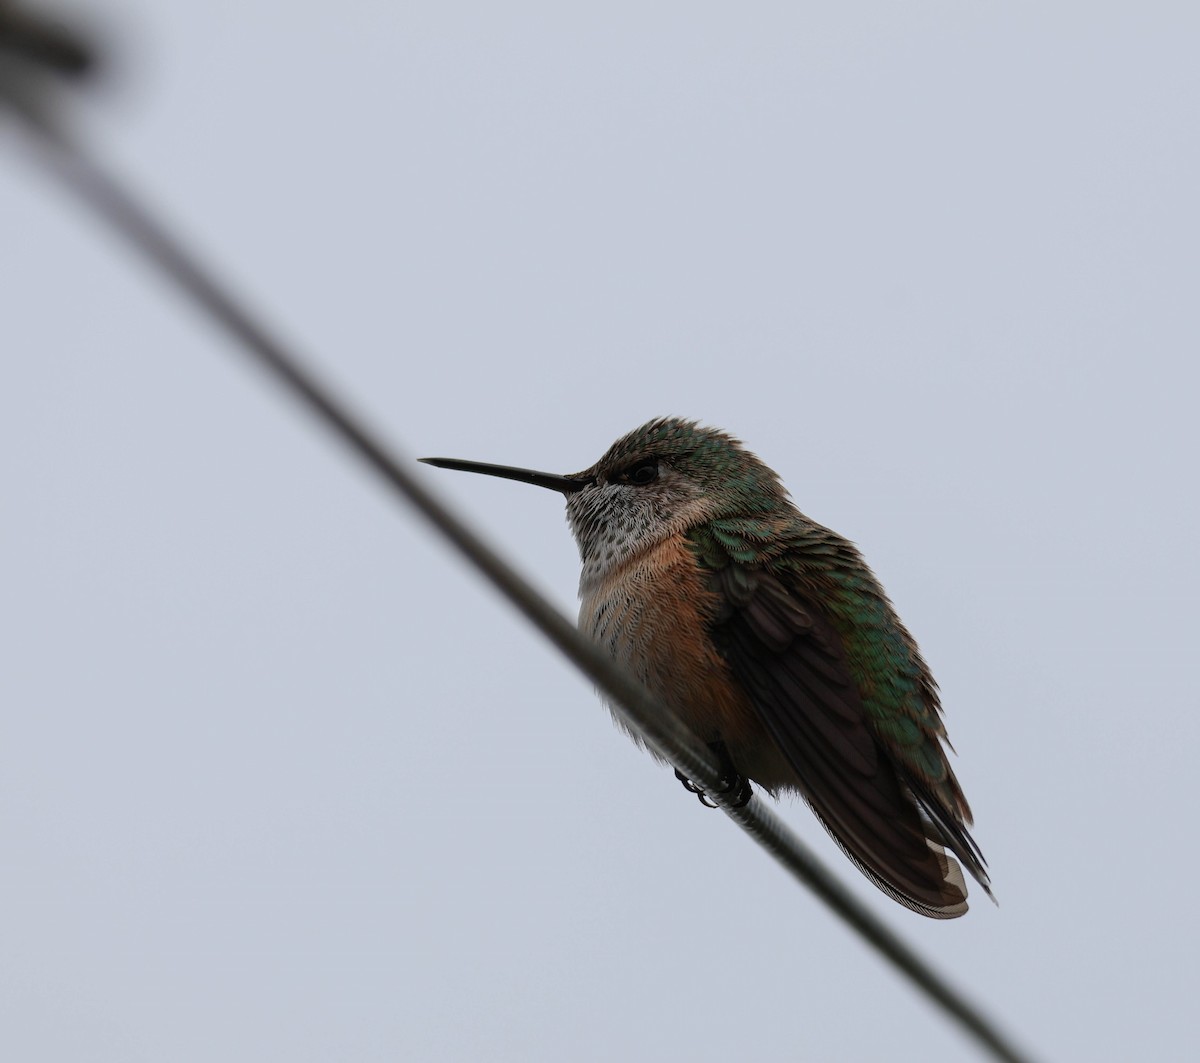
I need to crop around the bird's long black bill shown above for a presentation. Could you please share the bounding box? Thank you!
[419,457,591,494]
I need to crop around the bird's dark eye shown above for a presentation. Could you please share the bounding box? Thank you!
[623,459,659,486]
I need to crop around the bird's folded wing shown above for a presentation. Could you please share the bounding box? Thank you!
[706,563,971,918]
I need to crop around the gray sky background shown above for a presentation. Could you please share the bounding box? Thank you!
[2,4,1197,1061]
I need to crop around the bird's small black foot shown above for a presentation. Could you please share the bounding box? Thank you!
[721,774,753,809]
[674,742,753,809]
[674,767,705,795]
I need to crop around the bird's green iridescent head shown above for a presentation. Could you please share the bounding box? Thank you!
[561,418,789,575]
[574,417,786,506]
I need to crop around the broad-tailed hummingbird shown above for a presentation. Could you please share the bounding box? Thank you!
[422,418,990,918]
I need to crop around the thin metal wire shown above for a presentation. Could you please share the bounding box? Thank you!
[0,3,95,76]
[2,70,1037,1063]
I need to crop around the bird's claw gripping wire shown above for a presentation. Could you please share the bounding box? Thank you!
[674,742,753,809]
[674,768,705,796]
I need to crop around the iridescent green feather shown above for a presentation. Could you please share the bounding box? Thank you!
[687,514,967,818]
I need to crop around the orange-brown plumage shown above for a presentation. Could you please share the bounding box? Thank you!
[580,533,796,791]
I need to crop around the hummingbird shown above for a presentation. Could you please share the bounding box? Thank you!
[421,418,991,918]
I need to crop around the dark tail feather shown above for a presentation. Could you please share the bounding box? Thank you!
[805,799,971,919]
[906,777,995,905]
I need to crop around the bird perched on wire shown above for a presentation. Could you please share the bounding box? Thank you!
[422,418,991,918]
